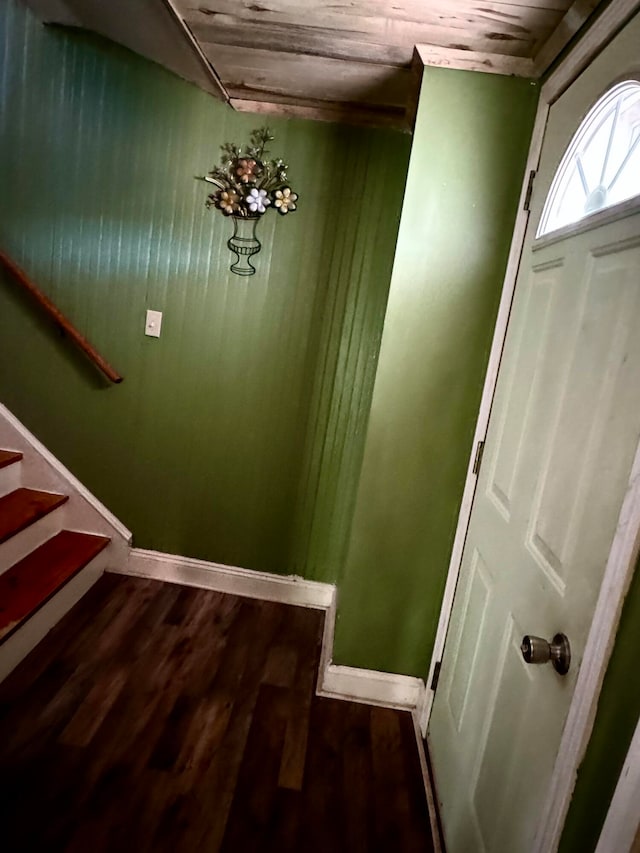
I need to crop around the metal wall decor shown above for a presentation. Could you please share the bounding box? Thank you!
[198,128,299,276]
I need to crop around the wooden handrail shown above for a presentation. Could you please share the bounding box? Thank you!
[0,250,123,384]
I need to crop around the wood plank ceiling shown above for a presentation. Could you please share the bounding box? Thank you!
[173,0,605,126]
[22,0,606,127]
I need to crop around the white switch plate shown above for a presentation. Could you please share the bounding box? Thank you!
[145,309,162,338]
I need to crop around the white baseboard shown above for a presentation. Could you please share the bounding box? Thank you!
[0,409,428,717]
[118,548,427,712]
[119,548,336,610]
[318,663,426,711]
[318,592,336,681]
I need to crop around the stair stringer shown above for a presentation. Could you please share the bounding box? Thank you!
[0,403,131,565]
[0,403,132,682]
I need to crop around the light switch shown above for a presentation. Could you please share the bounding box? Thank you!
[145,309,163,338]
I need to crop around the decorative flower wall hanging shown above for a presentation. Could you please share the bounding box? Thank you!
[197,127,299,276]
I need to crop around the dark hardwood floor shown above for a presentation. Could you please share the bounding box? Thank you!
[0,574,434,852]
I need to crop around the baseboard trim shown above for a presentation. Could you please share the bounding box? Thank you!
[118,548,335,610]
[318,663,426,711]
[118,548,427,713]
[318,592,336,683]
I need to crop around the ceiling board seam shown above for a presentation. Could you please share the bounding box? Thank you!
[200,41,410,71]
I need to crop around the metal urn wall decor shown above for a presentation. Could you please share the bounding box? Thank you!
[198,128,299,276]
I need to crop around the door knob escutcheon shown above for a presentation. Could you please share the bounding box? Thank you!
[521,633,571,675]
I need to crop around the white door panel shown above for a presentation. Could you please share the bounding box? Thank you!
[429,12,640,852]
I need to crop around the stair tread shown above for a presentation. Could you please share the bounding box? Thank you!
[0,530,110,643]
[0,488,69,544]
[0,450,23,470]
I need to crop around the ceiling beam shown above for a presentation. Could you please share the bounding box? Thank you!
[415,46,536,77]
[229,97,407,130]
[203,43,410,108]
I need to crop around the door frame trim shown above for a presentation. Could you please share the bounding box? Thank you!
[541,0,640,105]
[422,0,640,847]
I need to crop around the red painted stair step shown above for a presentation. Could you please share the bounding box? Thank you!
[0,450,22,470]
[0,530,110,643]
[0,488,68,544]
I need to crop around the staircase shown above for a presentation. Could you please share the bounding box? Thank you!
[0,407,131,682]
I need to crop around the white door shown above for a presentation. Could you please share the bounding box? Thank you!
[428,15,640,853]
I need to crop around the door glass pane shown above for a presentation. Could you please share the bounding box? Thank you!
[537,81,640,237]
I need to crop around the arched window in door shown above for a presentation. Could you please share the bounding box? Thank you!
[537,80,640,237]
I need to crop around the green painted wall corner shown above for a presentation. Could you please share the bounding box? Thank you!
[333,68,539,677]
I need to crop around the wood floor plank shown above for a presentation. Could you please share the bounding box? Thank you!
[220,684,290,852]
[370,705,434,851]
[343,701,374,853]
[80,626,184,786]
[58,665,129,748]
[398,711,436,850]
[0,741,86,852]
[147,788,209,853]
[190,599,288,848]
[278,622,318,791]
[262,643,299,688]
[302,696,349,853]
[173,692,235,782]
[266,786,303,852]
[0,575,435,851]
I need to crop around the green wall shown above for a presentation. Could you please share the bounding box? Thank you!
[559,555,640,852]
[333,68,539,676]
[2,4,636,842]
[0,0,408,578]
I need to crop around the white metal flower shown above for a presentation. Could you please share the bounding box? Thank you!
[246,187,271,214]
